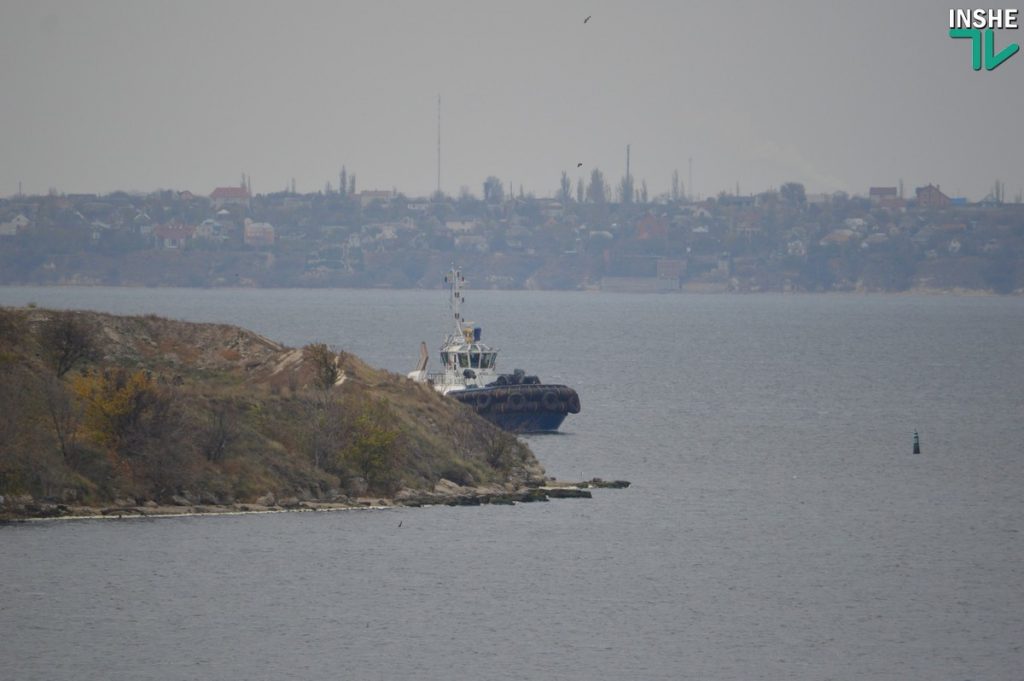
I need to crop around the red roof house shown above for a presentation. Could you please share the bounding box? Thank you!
[152,223,196,250]
[210,186,251,209]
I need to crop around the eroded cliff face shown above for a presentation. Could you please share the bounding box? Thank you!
[0,307,545,518]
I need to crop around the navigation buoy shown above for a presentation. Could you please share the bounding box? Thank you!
[913,430,921,455]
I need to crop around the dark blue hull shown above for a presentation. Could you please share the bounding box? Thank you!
[450,384,580,434]
[483,409,568,433]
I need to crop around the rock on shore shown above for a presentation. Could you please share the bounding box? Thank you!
[1,476,633,521]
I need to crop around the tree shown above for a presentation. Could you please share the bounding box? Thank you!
[559,171,572,203]
[302,343,348,469]
[40,312,95,378]
[780,182,806,207]
[586,168,607,204]
[41,375,80,468]
[340,399,402,494]
[618,174,634,204]
[199,404,237,463]
[576,178,584,203]
[306,397,345,470]
[304,343,340,392]
[70,368,192,499]
[672,170,681,202]
[72,369,162,453]
[484,429,522,475]
[993,179,1005,204]
[483,176,504,204]
[640,179,649,204]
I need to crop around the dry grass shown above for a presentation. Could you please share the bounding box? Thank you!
[0,306,543,513]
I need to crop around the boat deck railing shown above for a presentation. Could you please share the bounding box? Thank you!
[426,371,460,386]
[427,370,497,387]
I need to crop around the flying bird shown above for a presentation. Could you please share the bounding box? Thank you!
[584,15,591,23]
[577,162,583,168]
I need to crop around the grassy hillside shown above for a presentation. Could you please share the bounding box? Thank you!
[0,307,543,516]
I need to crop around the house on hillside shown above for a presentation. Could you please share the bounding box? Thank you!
[358,190,393,207]
[915,184,950,210]
[153,222,196,249]
[195,219,224,240]
[0,213,30,236]
[243,219,275,247]
[869,187,898,203]
[869,186,906,211]
[210,186,251,210]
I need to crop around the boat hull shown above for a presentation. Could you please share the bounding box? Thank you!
[449,384,580,434]
[481,409,568,433]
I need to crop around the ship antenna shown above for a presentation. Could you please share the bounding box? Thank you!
[448,266,464,338]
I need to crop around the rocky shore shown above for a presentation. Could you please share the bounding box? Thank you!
[0,306,632,523]
[0,308,554,519]
[1,478,630,521]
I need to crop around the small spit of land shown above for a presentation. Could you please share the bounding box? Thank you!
[0,307,626,521]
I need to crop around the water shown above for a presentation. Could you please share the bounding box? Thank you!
[2,287,1023,680]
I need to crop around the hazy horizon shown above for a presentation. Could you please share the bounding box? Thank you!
[1,0,1022,201]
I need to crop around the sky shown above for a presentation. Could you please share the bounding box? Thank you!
[0,0,1022,201]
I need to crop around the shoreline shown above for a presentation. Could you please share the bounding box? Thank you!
[1,479,630,523]
[0,283,1018,296]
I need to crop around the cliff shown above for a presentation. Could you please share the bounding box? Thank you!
[0,307,546,519]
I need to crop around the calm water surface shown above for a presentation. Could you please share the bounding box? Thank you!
[1,287,1022,680]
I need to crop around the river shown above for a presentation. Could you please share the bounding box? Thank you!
[1,287,1022,680]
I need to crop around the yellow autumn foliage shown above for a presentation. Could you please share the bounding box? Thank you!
[71,369,159,451]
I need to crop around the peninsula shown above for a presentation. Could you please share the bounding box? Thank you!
[0,307,616,521]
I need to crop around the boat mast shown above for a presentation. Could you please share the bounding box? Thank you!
[446,267,466,339]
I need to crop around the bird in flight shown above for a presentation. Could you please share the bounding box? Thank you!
[577,162,583,168]
[584,15,591,23]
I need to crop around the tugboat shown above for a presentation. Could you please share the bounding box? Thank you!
[408,267,581,433]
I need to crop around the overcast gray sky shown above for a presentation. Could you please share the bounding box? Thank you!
[1,0,1021,200]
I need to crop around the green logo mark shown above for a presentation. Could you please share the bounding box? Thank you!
[949,28,1021,70]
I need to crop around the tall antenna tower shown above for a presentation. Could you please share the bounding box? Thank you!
[436,94,442,195]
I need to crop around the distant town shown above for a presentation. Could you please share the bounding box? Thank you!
[1,171,1021,293]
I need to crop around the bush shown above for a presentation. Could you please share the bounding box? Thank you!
[303,343,339,391]
[39,312,95,377]
[337,398,404,494]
